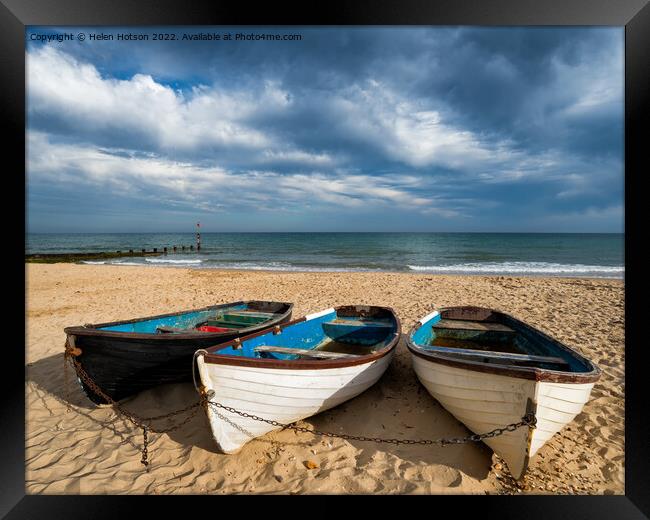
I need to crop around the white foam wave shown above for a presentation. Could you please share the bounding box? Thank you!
[145,258,203,265]
[209,262,294,271]
[81,258,623,277]
[407,262,624,277]
[81,260,143,266]
[209,262,382,272]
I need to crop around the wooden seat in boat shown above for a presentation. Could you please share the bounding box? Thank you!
[322,319,393,345]
[433,319,515,333]
[421,344,569,366]
[226,310,276,318]
[254,345,362,359]
[324,319,392,328]
[207,313,273,327]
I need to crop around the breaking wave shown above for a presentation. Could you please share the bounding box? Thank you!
[145,258,203,265]
[407,262,623,278]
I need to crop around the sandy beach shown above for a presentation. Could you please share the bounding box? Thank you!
[25,263,624,494]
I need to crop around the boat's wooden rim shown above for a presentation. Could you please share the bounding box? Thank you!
[407,306,601,384]
[63,300,294,340]
[201,305,401,370]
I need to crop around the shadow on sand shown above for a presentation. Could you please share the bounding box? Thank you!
[26,345,493,482]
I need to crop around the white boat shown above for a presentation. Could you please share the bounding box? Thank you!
[193,305,400,453]
[406,306,600,479]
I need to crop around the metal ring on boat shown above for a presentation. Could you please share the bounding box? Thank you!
[192,349,208,395]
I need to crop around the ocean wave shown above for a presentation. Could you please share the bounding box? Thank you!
[208,261,295,271]
[145,258,203,264]
[407,262,624,277]
[206,262,382,272]
[80,258,624,277]
[81,260,143,266]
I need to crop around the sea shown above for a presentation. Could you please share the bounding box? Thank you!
[26,233,624,279]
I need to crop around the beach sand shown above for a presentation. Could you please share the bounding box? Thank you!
[25,264,624,494]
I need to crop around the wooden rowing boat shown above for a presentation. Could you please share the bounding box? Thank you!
[406,306,600,479]
[194,305,400,453]
[64,300,293,404]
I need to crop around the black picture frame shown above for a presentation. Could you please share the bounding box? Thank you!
[5,0,648,516]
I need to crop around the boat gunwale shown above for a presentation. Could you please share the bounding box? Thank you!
[63,300,294,341]
[201,305,401,370]
[406,306,601,384]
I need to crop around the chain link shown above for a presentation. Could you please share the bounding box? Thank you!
[64,343,537,468]
[206,399,536,446]
[63,342,71,413]
[141,427,149,467]
[64,349,204,467]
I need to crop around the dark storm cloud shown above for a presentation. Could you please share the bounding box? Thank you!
[26,27,623,232]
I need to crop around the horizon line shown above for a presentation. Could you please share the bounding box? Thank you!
[27,230,625,235]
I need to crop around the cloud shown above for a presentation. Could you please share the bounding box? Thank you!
[28,132,460,217]
[28,41,622,181]
[326,80,514,169]
[25,27,624,232]
[533,205,624,233]
[28,46,301,159]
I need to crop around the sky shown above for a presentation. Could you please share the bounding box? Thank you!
[26,27,624,233]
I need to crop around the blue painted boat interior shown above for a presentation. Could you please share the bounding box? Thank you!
[411,312,591,372]
[98,304,248,333]
[216,309,397,360]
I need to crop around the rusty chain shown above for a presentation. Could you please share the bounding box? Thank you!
[63,348,70,412]
[205,397,536,446]
[141,426,149,467]
[63,343,536,469]
[64,344,203,468]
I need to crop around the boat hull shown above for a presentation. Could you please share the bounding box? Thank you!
[195,305,400,453]
[70,332,269,404]
[197,350,395,453]
[411,354,594,479]
[407,306,599,479]
[65,301,293,404]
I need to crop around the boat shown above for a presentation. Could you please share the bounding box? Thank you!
[406,306,600,479]
[64,300,293,404]
[193,305,400,453]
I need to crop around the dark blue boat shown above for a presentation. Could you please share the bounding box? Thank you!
[64,300,293,404]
